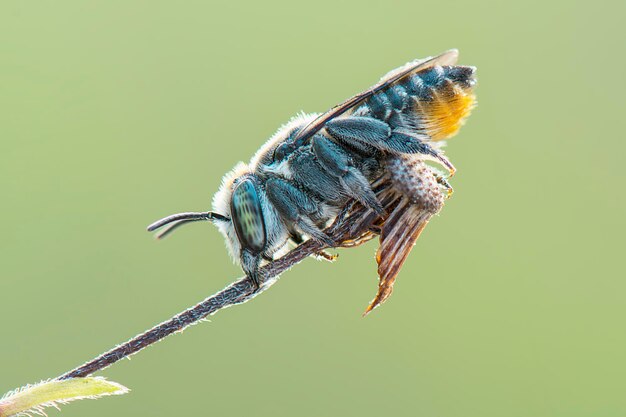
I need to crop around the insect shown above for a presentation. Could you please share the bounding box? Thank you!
[148,49,476,312]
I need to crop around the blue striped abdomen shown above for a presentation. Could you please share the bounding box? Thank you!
[364,65,477,141]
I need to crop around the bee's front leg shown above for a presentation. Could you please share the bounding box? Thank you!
[241,250,262,291]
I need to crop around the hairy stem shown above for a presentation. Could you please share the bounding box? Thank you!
[58,240,319,380]
[57,202,368,380]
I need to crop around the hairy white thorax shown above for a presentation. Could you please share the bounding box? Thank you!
[211,112,319,266]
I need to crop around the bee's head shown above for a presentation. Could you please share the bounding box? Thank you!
[147,167,269,284]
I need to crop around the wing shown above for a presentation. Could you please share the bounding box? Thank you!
[292,49,461,144]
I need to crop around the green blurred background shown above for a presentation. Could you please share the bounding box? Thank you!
[1,1,624,416]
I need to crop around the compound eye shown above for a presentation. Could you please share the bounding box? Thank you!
[230,178,267,254]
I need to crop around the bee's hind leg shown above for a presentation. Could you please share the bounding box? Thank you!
[324,116,456,177]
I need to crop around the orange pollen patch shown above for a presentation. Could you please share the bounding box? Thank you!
[423,87,476,141]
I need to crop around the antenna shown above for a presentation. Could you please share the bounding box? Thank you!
[146,211,229,239]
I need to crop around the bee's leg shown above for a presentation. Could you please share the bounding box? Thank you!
[325,116,455,176]
[315,251,338,262]
[324,117,392,150]
[240,250,261,291]
[384,131,456,176]
[287,231,335,261]
[290,150,350,204]
[311,135,385,216]
[265,178,335,248]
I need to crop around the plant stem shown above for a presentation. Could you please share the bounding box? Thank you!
[58,239,320,380]
[56,201,368,380]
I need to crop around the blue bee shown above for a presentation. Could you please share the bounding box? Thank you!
[148,50,476,312]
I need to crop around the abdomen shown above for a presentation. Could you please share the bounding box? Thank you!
[361,65,477,141]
